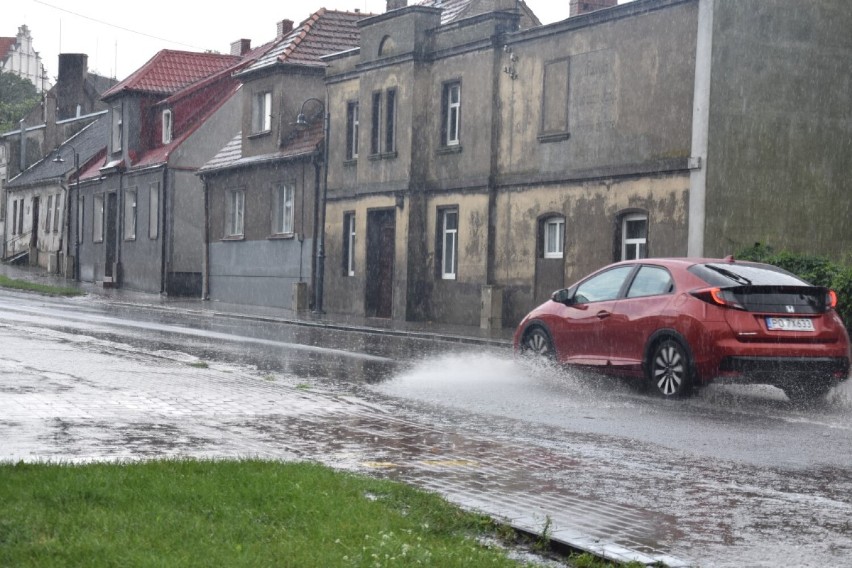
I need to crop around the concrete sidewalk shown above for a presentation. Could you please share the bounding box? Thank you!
[0,263,514,348]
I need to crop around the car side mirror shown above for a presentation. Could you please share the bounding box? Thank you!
[551,288,575,306]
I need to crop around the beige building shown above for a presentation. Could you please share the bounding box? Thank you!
[319,0,852,329]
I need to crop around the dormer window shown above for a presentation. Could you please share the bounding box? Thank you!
[111,103,123,153]
[162,109,172,144]
[252,91,272,134]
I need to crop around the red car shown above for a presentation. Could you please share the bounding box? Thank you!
[513,257,851,401]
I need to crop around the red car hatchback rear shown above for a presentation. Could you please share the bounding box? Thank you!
[514,258,851,401]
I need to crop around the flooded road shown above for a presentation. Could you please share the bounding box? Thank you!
[1,289,851,567]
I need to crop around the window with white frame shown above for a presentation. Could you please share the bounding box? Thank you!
[543,216,565,259]
[93,194,104,242]
[621,213,648,261]
[442,81,461,146]
[343,212,355,276]
[149,182,159,239]
[124,188,137,240]
[227,189,245,237]
[111,103,122,153]
[346,101,359,160]
[252,91,272,133]
[162,109,172,144]
[273,183,294,234]
[52,193,60,233]
[439,208,458,280]
[46,195,53,233]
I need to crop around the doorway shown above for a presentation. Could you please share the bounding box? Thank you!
[365,209,395,318]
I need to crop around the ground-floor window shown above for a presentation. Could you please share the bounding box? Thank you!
[46,195,54,233]
[542,216,565,259]
[227,189,245,237]
[273,183,294,235]
[124,188,137,240]
[52,194,60,233]
[149,182,159,239]
[343,212,355,276]
[93,194,104,242]
[620,212,648,260]
[438,207,458,280]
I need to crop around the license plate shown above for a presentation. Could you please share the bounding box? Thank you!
[765,317,814,331]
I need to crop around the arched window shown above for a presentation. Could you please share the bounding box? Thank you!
[378,35,395,57]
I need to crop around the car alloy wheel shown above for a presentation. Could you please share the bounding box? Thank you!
[650,339,692,397]
[522,327,555,359]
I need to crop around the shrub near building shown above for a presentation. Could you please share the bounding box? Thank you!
[737,243,852,331]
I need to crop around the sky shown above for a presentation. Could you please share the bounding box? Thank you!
[4,0,631,82]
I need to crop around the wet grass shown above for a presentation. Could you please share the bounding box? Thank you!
[0,274,84,296]
[0,459,546,567]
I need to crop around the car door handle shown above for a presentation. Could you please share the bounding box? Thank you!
[596,311,611,319]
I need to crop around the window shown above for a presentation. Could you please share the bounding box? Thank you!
[11,200,17,235]
[162,109,172,144]
[439,208,458,280]
[273,183,294,235]
[346,101,359,160]
[93,194,104,242]
[543,217,564,259]
[149,182,159,239]
[46,195,53,233]
[370,89,397,156]
[18,199,23,236]
[385,88,397,153]
[574,266,634,304]
[442,81,461,146]
[227,189,245,237]
[540,58,570,141]
[626,266,673,298]
[622,213,648,260]
[252,91,272,133]
[343,212,355,276]
[370,92,382,155]
[124,188,137,240]
[111,103,122,153]
[77,196,84,243]
[52,194,60,233]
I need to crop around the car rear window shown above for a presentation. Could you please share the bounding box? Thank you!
[688,262,808,287]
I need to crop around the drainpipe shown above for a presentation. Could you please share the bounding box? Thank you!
[688,0,714,257]
[201,175,209,300]
[160,167,169,294]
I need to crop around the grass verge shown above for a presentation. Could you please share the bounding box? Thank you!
[0,459,546,567]
[0,274,84,296]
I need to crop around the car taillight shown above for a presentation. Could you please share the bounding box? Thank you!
[690,287,746,310]
[827,289,838,309]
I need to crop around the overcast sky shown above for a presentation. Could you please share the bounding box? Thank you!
[5,0,631,82]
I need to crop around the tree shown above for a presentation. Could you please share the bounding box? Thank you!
[0,70,40,134]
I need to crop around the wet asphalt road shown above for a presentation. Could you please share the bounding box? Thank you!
[2,289,852,567]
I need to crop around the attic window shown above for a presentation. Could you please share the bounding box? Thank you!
[162,109,173,144]
[378,35,395,57]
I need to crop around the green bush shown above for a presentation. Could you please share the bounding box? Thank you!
[737,243,852,330]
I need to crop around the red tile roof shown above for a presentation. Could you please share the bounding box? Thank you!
[101,50,241,100]
[0,37,16,61]
[244,9,370,74]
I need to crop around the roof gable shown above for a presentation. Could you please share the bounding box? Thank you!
[0,37,15,61]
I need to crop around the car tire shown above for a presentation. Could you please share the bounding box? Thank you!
[521,327,556,360]
[783,378,834,405]
[648,339,693,398]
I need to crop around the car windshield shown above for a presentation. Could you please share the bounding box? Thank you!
[689,262,809,287]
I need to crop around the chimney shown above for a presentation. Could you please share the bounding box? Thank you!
[569,0,618,17]
[230,39,252,56]
[277,19,294,38]
[387,0,407,11]
[57,54,88,120]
